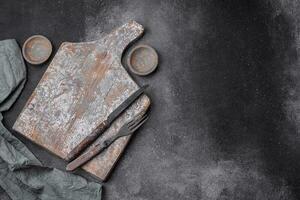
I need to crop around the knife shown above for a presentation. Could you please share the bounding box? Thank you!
[65,85,148,161]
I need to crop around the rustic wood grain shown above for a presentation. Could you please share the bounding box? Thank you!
[13,21,150,181]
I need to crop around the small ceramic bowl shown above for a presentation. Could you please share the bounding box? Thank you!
[22,35,52,65]
[127,44,158,76]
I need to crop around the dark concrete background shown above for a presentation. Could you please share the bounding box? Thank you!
[1,0,300,199]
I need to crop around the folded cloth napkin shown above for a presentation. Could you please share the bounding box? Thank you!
[0,39,102,200]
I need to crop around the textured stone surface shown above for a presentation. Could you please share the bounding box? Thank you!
[1,0,300,200]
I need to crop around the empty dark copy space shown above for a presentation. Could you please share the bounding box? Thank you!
[1,0,300,199]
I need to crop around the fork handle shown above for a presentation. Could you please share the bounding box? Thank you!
[66,142,107,171]
[66,133,126,171]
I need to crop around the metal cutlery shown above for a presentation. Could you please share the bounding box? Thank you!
[66,113,149,171]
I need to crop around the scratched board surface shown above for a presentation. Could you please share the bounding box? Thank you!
[13,21,150,181]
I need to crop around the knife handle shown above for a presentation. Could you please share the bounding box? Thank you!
[66,142,107,171]
[65,120,109,162]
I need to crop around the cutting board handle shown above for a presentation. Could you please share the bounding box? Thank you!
[101,21,144,58]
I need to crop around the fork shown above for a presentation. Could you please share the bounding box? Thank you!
[66,113,148,171]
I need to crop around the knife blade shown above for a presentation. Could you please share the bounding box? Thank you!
[65,84,148,161]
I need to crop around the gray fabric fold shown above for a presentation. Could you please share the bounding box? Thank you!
[0,39,102,200]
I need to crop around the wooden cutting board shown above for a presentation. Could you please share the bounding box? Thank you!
[13,21,150,181]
